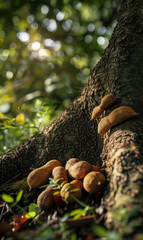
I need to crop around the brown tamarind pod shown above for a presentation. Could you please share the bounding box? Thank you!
[60,180,83,204]
[65,158,80,178]
[27,159,62,190]
[91,106,104,120]
[52,166,68,184]
[100,93,116,109]
[83,171,106,195]
[37,186,55,210]
[68,161,92,179]
[98,106,140,135]
[98,116,111,135]
[91,94,116,120]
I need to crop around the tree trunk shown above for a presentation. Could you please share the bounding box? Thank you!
[1,0,143,235]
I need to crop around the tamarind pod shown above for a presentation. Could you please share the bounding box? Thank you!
[83,171,106,195]
[65,158,80,178]
[98,106,140,135]
[37,186,55,210]
[98,116,111,135]
[60,180,83,204]
[108,106,140,125]
[52,166,68,184]
[68,161,92,179]
[100,93,116,109]
[91,94,116,120]
[91,106,104,120]
[27,159,62,190]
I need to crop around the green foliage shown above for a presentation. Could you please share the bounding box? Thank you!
[1,194,14,203]
[0,0,116,119]
[93,225,108,238]
[29,203,40,214]
[1,190,24,210]
[0,0,117,155]
[26,211,36,219]
[2,190,23,205]
[1,186,142,239]
[0,99,59,154]
[16,189,24,202]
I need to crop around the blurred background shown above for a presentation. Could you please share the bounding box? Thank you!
[0,0,117,154]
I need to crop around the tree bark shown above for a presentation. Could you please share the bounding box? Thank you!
[1,0,143,235]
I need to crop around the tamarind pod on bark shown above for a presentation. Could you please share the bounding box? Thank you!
[91,106,104,120]
[91,94,116,120]
[100,93,116,109]
[60,180,83,204]
[83,171,106,195]
[108,106,140,125]
[68,161,92,179]
[98,106,140,135]
[27,159,62,190]
[98,116,111,135]
[52,166,68,184]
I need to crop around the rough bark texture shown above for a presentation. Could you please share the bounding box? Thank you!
[1,0,143,234]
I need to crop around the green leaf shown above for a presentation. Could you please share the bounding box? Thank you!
[49,177,55,184]
[69,209,84,217]
[73,213,83,220]
[55,178,64,184]
[71,233,77,240]
[39,184,49,188]
[93,225,108,237]
[84,205,94,212]
[0,118,15,124]
[65,185,71,192]
[70,188,80,193]
[16,190,23,202]
[53,191,60,196]
[29,203,41,215]
[5,125,19,129]
[69,209,79,217]
[60,213,69,222]
[2,194,14,203]
[60,180,68,187]
[64,192,69,201]
[26,211,36,219]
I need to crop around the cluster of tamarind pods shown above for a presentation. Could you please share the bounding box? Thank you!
[27,93,140,212]
[91,93,140,134]
[27,158,106,211]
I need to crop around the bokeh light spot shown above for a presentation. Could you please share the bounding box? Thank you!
[97,36,105,45]
[47,19,57,32]
[84,35,93,43]
[31,42,41,51]
[62,19,72,31]
[87,23,95,32]
[43,38,54,47]
[17,32,30,43]
[41,5,49,14]
[56,12,64,21]
[27,15,34,23]
[6,71,13,79]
